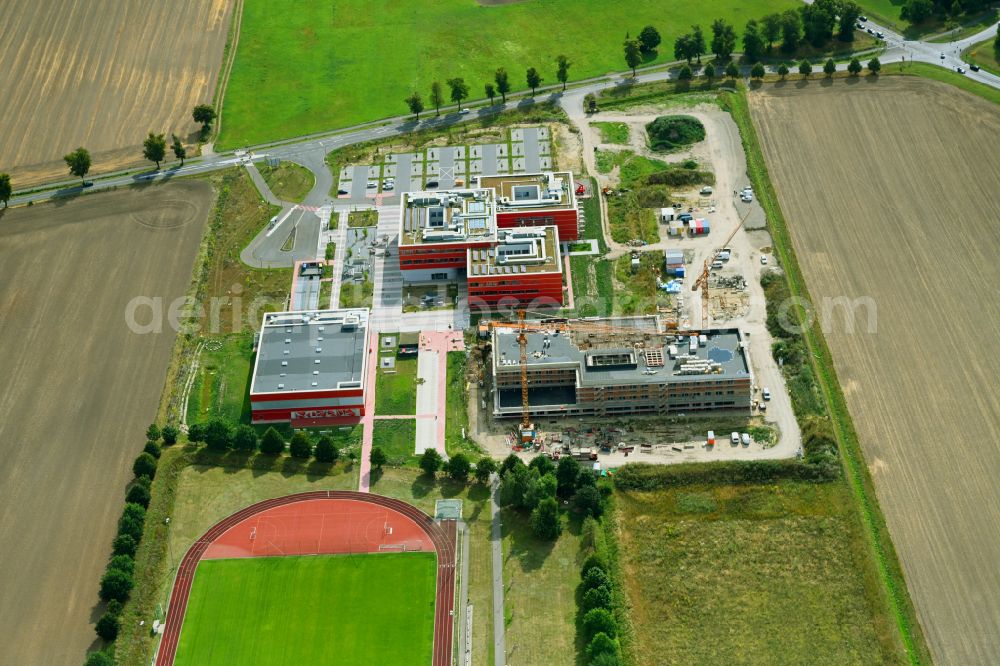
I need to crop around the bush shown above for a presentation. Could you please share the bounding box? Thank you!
[232,424,259,453]
[574,485,604,517]
[582,585,612,612]
[420,448,443,476]
[125,483,150,508]
[582,566,612,592]
[646,165,713,188]
[98,569,133,602]
[613,459,835,489]
[94,612,120,641]
[112,535,137,557]
[84,651,113,666]
[187,422,206,443]
[645,115,705,152]
[500,453,524,477]
[587,632,619,660]
[132,452,157,480]
[583,607,618,640]
[314,436,339,463]
[260,427,285,455]
[145,423,160,442]
[528,455,555,476]
[474,456,496,484]
[289,431,313,459]
[581,553,608,577]
[105,599,123,617]
[530,497,561,540]
[117,503,146,542]
[590,651,623,666]
[143,440,162,459]
[108,554,134,576]
[161,423,179,445]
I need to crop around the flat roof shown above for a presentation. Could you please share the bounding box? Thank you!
[250,309,369,395]
[493,320,750,387]
[467,226,562,277]
[399,188,497,247]
[477,172,575,212]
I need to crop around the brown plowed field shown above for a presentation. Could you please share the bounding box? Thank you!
[750,77,1000,666]
[0,0,233,186]
[0,182,212,664]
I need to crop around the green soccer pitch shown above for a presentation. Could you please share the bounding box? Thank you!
[173,553,436,665]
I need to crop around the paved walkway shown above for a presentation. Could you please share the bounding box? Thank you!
[490,474,506,666]
[414,331,465,457]
[357,334,380,493]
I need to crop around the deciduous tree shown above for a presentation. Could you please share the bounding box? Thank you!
[370,446,388,470]
[556,55,571,90]
[838,1,862,40]
[192,104,217,133]
[161,424,179,445]
[232,424,259,453]
[582,585,612,612]
[901,0,933,22]
[677,64,693,81]
[99,569,133,602]
[848,58,863,75]
[778,62,790,79]
[420,448,443,476]
[430,81,444,116]
[868,57,881,74]
[112,535,137,557]
[64,147,91,184]
[623,39,642,76]
[743,20,765,63]
[171,135,186,166]
[710,19,737,60]
[762,13,782,52]
[587,632,619,660]
[751,62,766,80]
[725,60,740,79]
[530,496,561,539]
[132,452,157,480]
[405,92,424,119]
[142,132,166,169]
[484,82,496,106]
[799,59,813,77]
[703,62,716,80]
[674,34,693,64]
[690,24,706,63]
[146,424,160,442]
[474,456,496,484]
[574,485,604,517]
[525,67,542,95]
[824,58,837,76]
[446,452,471,481]
[314,436,339,463]
[0,173,10,208]
[203,418,232,452]
[447,77,469,109]
[583,607,618,640]
[95,613,120,641]
[556,456,580,497]
[125,483,150,508]
[638,26,661,53]
[494,68,511,103]
[781,10,802,53]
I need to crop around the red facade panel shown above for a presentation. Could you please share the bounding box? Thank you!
[497,209,578,240]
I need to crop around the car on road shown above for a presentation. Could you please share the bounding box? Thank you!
[459,108,471,115]
[876,31,884,39]
[971,63,981,72]
[856,22,865,29]
[956,66,966,74]
[82,181,94,188]
[760,255,768,265]
[382,178,395,190]
[762,388,771,401]
[700,185,713,195]
[867,28,875,35]
[941,52,946,59]
[860,14,867,20]
[741,192,753,202]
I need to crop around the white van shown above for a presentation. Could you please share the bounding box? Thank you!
[730,432,740,445]
[762,388,771,401]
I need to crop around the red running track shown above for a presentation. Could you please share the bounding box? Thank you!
[155,491,456,666]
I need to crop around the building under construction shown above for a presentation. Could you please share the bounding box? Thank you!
[490,317,752,419]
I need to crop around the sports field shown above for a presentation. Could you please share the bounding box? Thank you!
[217,0,796,147]
[750,77,1000,665]
[175,553,436,665]
[0,0,232,185]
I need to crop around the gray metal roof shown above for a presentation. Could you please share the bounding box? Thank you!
[251,309,369,394]
[493,321,750,387]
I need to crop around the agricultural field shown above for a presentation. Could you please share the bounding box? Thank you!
[616,481,905,664]
[175,554,436,665]
[0,0,233,186]
[218,0,798,147]
[0,182,212,664]
[750,77,1000,665]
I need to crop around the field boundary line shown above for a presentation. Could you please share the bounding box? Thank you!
[210,0,245,144]
[722,84,931,665]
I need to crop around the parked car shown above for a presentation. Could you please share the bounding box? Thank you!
[856,22,865,29]
[366,181,377,189]
[337,188,349,195]
[860,14,867,20]
[876,31,884,39]
[700,185,713,195]
[867,28,875,35]
[741,192,753,203]
[425,180,439,189]
[731,432,740,445]
[741,433,751,447]
[760,255,768,265]
[762,388,771,401]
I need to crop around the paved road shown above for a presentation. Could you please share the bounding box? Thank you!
[10,19,998,210]
[490,474,506,666]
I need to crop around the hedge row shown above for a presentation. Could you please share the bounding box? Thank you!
[613,458,836,491]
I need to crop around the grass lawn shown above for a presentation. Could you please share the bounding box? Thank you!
[375,335,418,415]
[591,121,629,144]
[185,333,254,424]
[174,553,435,666]
[372,419,418,466]
[217,0,798,148]
[964,37,1000,77]
[258,161,315,203]
[616,480,905,664]
[348,209,378,227]
[202,169,288,333]
[445,351,479,457]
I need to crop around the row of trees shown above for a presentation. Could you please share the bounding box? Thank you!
[405,58,573,119]
[188,418,341,462]
[415,448,494,483]
[902,0,994,23]
[578,555,623,665]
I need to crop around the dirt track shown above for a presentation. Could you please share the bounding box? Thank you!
[0,182,211,664]
[0,0,232,186]
[750,77,1000,666]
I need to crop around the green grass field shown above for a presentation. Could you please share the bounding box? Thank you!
[258,161,315,203]
[217,0,797,148]
[174,553,435,665]
[185,334,255,424]
[375,335,418,415]
[372,419,418,465]
[591,121,629,144]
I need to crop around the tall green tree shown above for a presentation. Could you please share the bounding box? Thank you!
[420,448,443,476]
[430,81,444,116]
[587,633,619,660]
[824,58,837,77]
[95,613,120,641]
[582,607,618,640]
[405,92,424,119]
[556,457,580,497]
[801,0,837,48]
[232,424,258,453]
[674,34,693,64]
[743,20,765,63]
[0,172,10,208]
[260,427,285,455]
[848,58,862,75]
[64,147,91,184]
[530,496,561,539]
[170,135,186,166]
[623,39,642,76]
[370,446,388,470]
[777,62,790,79]
[484,82,496,106]
[690,24,706,63]
[474,456,496,484]
[142,132,167,170]
[781,10,802,54]
[446,452,472,481]
[192,104,217,134]
[447,77,469,109]
[525,67,542,95]
[556,55,571,91]
[132,453,157,479]
[638,26,661,53]
[867,57,881,75]
[799,59,813,77]
[838,1,862,41]
[99,569,133,602]
[710,19,738,60]
[313,436,339,463]
[289,431,312,459]
[762,13,782,52]
[494,68,511,103]
[203,418,232,452]
[750,62,766,80]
